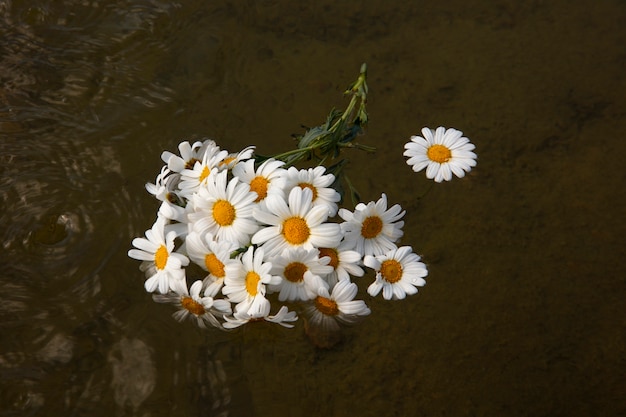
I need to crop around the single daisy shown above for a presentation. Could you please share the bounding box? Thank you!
[304,279,371,331]
[153,280,232,329]
[232,158,287,207]
[403,126,477,182]
[188,171,259,247]
[218,145,256,170]
[317,239,365,288]
[178,142,228,198]
[223,305,298,329]
[251,187,342,258]
[222,246,281,317]
[145,165,179,203]
[282,166,341,216]
[338,193,405,257]
[269,247,332,302]
[161,139,214,173]
[128,216,189,294]
[184,231,239,297]
[364,246,427,300]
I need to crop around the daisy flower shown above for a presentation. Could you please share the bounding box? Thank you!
[178,142,228,198]
[403,126,477,182]
[128,216,189,294]
[317,239,365,287]
[161,139,213,173]
[232,158,287,207]
[188,171,259,247]
[338,193,405,257]
[364,246,427,300]
[145,165,180,204]
[282,166,341,216]
[305,280,371,330]
[251,187,342,258]
[218,145,256,170]
[223,305,298,329]
[222,246,281,317]
[269,247,332,302]
[153,280,232,329]
[184,231,239,297]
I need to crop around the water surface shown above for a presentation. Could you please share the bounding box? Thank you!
[1,1,625,416]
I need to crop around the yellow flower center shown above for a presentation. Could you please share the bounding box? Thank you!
[205,253,225,277]
[212,199,236,226]
[380,259,403,283]
[284,262,307,283]
[427,144,452,163]
[298,182,318,201]
[282,217,310,245]
[181,296,206,316]
[314,296,339,316]
[250,176,269,202]
[361,216,383,239]
[318,247,339,269]
[245,271,261,296]
[154,245,169,269]
[199,166,211,182]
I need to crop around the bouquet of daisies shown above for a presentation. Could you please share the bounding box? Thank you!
[128,64,477,347]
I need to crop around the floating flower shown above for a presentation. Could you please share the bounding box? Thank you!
[364,246,427,300]
[317,239,365,287]
[185,231,239,297]
[232,158,287,206]
[338,193,405,257]
[252,187,342,258]
[178,141,228,198]
[128,216,189,294]
[161,139,214,173]
[403,127,477,182]
[188,171,259,247]
[282,166,341,216]
[303,280,371,348]
[269,247,332,302]
[222,246,281,317]
[153,280,232,329]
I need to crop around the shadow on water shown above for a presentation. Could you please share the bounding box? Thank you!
[1,0,626,416]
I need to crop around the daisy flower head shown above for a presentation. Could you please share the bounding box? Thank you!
[283,166,341,216]
[303,280,371,348]
[251,187,342,258]
[232,158,287,207]
[178,142,228,198]
[223,305,298,329]
[145,165,181,204]
[364,246,427,300]
[184,231,240,297]
[218,145,256,171]
[161,139,214,173]
[317,239,365,288]
[153,280,232,329]
[338,193,405,257]
[222,246,281,317]
[403,126,477,182]
[128,216,189,294]
[188,170,259,247]
[269,247,332,302]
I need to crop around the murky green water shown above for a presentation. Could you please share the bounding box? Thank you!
[1,1,625,416]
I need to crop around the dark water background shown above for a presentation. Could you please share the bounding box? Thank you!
[1,1,625,416]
